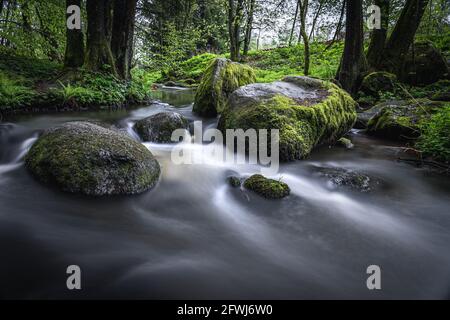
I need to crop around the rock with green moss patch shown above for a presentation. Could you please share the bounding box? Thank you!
[360,72,398,99]
[193,58,256,117]
[227,176,242,188]
[134,111,189,143]
[25,121,160,196]
[219,76,357,161]
[243,174,290,199]
[336,137,354,149]
[366,99,443,140]
[399,41,449,86]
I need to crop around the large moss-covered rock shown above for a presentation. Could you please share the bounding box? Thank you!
[360,72,398,97]
[219,76,357,161]
[366,99,443,140]
[399,41,449,86]
[243,174,290,199]
[193,58,256,117]
[134,111,189,143]
[25,121,160,196]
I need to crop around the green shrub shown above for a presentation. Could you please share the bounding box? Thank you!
[0,74,35,110]
[417,104,450,162]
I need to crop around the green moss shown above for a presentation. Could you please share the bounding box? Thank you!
[220,79,357,161]
[243,174,290,199]
[360,72,398,99]
[193,58,256,117]
[25,122,160,196]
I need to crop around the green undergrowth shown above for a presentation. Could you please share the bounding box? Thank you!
[416,104,450,162]
[0,52,152,114]
[151,42,344,85]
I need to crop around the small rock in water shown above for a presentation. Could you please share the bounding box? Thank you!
[315,167,379,192]
[134,111,189,143]
[227,176,242,188]
[243,174,290,199]
[336,137,354,149]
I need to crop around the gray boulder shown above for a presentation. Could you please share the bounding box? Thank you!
[134,111,189,143]
[25,121,160,196]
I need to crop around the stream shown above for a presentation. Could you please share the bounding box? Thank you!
[0,87,450,299]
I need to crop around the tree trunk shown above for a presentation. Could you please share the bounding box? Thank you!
[337,0,366,94]
[379,0,429,73]
[299,0,310,75]
[289,0,300,46]
[85,0,116,75]
[64,0,85,68]
[233,0,244,61]
[111,0,137,79]
[367,0,389,68]
[324,0,345,51]
[243,0,255,56]
[228,0,236,60]
[308,0,324,41]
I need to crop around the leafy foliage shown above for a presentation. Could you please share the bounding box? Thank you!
[417,104,450,162]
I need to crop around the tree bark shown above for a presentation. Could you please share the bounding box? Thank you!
[288,0,300,46]
[299,0,310,75]
[243,0,255,56]
[367,0,389,68]
[337,0,366,94]
[379,0,429,73]
[85,0,116,74]
[111,0,137,79]
[308,0,324,41]
[324,0,345,51]
[64,0,84,67]
[228,0,244,61]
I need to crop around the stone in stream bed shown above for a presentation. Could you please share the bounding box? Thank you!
[314,167,380,193]
[193,58,256,117]
[227,176,242,188]
[243,174,290,199]
[218,76,357,161]
[134,111,189,143]
[25,121,161,196]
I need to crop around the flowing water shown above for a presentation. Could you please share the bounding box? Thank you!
[0,88,449,299]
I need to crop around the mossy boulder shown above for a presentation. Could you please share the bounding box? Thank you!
[360,72,398,98]
[134,111,189,143]
[399,41,449,86]
[219,76,357,161]
[25,121,160,196]
[243,174,290,199]
[366,99,443,140]
[335,137,354,149]
[355,101,394,129]
[193,58,256,117]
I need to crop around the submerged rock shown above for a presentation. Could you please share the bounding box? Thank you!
[399,41,449,86]
[336,137,354,149]
[366,99,443,140]
[243,174,290,199]
[219,76,357,161]
[134,111,189,143]
[193,58,256,117]
[227,176,242,188]
[315,167,378,192]
[25,121,160,196]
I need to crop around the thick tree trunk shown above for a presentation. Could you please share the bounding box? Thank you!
[379,0,429,72]
[85,0,116,74]
[299,0,310,75]
[337,0,366,94]
[288,0,300,46]
[367,0,389,68]
[111,0,137,79]
[64,0,84,68]
[228,0,244,61]
[243,0,255,56]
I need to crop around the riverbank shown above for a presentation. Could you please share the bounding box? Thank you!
[0,52,151,119]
